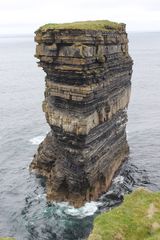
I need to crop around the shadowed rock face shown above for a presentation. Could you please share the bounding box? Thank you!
[30,21,133,207]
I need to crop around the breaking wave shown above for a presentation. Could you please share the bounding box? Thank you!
[29,135,45,145]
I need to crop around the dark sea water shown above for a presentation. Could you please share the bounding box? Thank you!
[0,32,160,240]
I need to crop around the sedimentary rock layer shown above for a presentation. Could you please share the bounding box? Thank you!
[30,20,133,207]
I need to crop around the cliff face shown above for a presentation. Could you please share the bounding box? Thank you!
[30,20,133,207]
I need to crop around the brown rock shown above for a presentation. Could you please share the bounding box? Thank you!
[30,20,133,207]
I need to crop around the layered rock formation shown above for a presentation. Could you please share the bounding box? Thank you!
[30,20,133,207]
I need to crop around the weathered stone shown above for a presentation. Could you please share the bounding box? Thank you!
[59,44,95,58]
[36,43,57,57]
[30,20,133,207]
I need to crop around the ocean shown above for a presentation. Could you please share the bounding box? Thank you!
[0,32,160,240]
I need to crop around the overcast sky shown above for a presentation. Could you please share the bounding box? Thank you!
[0,0,160,34]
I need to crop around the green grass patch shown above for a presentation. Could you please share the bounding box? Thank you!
[37,20,124,32]
[0,238,15,240]
[88,188,160,240]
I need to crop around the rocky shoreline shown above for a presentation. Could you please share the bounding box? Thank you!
[30,20,133,207]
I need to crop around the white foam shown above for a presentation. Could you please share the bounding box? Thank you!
[35,194,46,200]
[29,135,45,145]
[51,201,99,218]
[113,175,124,184]
[64,201,99,218]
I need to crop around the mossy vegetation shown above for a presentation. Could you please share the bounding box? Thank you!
[88,188,160,240]
[0,238,15,240]
[37,20,124,32]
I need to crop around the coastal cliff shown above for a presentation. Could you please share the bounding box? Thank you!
[88,188,160,240]
[30,20,133,207]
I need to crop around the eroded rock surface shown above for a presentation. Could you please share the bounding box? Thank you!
[30,20,133,207]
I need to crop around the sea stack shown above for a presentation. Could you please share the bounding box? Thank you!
[30,20,133,207]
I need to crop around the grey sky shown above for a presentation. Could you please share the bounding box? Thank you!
[0,0,160,34]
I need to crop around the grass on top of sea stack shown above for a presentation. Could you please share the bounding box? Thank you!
[88,188,160,240]
[37,20,124,32]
